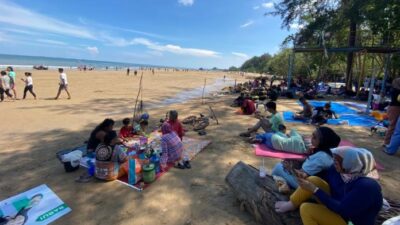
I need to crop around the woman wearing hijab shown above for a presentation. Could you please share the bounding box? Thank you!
[95,131,127,181]
[275,147,382,225]
[272,127,341,189]
[160,123,189,170]
[384,78,400,146]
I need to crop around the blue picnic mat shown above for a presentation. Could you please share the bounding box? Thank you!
[283,111,343,125]
[283,101,377,127]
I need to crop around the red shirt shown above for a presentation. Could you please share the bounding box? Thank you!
[119,126,133,138]
[242,99,256,115]
[167,120,184,140]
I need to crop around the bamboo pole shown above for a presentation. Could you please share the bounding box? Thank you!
[133,72,144,120]
[201,78,207,104]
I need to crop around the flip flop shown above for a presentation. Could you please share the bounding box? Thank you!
[184,161,191,169]
[75,174,93,183]
[174,163,186,169]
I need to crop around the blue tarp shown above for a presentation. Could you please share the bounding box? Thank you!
[283,101,378,127]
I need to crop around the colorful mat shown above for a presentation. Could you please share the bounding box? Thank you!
[80,137,211,191]
[0,184,71,225]
[254,139,355,160]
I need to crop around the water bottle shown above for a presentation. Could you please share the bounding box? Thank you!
[87,160,95,176]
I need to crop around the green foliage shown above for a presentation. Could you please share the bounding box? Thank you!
[228,66,239,71]
[240,54,272,73]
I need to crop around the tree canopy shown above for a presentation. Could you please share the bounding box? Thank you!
[232,0,400,90]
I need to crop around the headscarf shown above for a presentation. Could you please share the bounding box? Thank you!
[161,123,172,135]
[315,127,341,155]
[331,146,379,183]
[140,113,149,121]
[392,78,400,90]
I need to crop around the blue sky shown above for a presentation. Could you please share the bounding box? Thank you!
[0,0,298,68]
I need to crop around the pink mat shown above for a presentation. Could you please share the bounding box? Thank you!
[254,139,355,160]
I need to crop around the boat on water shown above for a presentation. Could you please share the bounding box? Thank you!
[33,65,48,70]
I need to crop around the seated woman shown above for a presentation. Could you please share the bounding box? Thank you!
[272,127,341,189]
[167,110,184,140]
[95,132,128,181]
[311,102,338,125]
[275,147,382,225]
[241,96,256,115]
[372,92,389,111]
[160,123,190,170]
[252,125,307,154]
[294,97,313,121]
[232,92,245,107]
[87,118,115,154]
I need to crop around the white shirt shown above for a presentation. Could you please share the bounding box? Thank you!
[2,75,11,89]
[60,73,68,85]
[26,76,33,86]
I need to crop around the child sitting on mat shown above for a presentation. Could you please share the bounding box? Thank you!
[251,125,307,154]
[133,119,149,136]
[294,97,313,121]
[119,118,134,139]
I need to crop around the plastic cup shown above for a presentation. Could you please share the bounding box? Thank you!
[259,166,266,178]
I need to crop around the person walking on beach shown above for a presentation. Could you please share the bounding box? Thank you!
[21,72,36,100]
[54,68,71,100]
[7,66,17,99]
[127,68,130,76]
[0,70,13,101]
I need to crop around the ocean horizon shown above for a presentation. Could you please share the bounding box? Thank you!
[0,54,171,70]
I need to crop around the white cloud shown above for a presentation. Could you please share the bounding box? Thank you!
[253,6,260,10]
[261,2,274,9]
[87,46,99,55]
[232,52,249,59]
[37,39,67,45]
[178,0,194,6]
[290,23,305,30]
[100,36,218,57]
[240,20,254,28]
[0,1,95,39]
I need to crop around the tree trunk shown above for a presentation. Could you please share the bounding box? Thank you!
[225,161,302,225]
[345,21,357,91]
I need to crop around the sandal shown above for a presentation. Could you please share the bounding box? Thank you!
[184,161,191,169]
[239,132,251,137]
[75,174,93,183]
[174,163,186,169]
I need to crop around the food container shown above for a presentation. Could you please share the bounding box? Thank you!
[142,163,156,183]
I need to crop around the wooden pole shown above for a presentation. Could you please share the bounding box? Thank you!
[366,57,377,114]
[133,73,144,120]
[382,54,391,92]
[201,78,207,104]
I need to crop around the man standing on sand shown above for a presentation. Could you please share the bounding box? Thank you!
[54,68,71,100]
[127,68,130,76]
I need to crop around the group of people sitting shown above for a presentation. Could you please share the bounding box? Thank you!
[78,110,190,182]
[236,98,383,225]
[294,97,338,125]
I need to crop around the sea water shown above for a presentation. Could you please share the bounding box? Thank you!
[0,53,161,70]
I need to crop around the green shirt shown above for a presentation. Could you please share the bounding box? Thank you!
[269,112,284,132]
[8,71,16,83]
[271,129,306,154]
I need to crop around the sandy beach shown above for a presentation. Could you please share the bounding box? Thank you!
[1,70,399,225]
